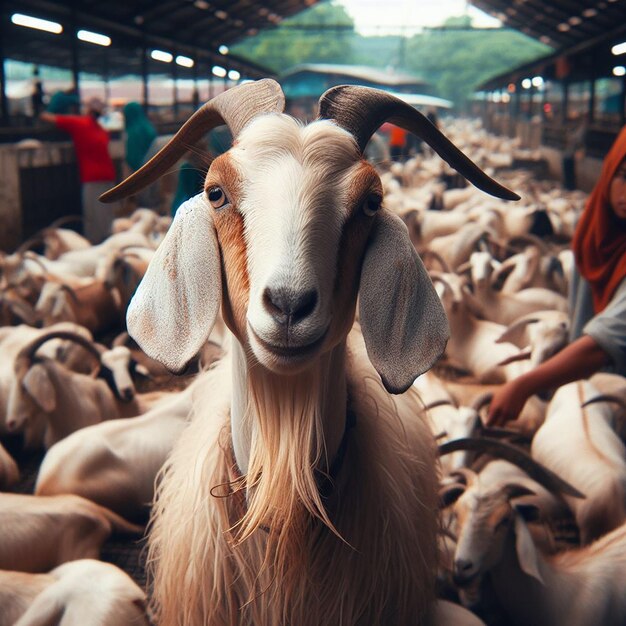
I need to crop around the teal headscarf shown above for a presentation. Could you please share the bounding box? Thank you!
[123,102,157,171]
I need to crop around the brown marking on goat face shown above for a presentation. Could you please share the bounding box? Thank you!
[326,162,381,347]
[206,154,249,339]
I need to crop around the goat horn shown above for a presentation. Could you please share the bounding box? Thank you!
[16,234,45,254]
[17,330,102,370]
[48,215,83,229]
[58,284,79,304]
[471,392,493,412]
[422,398,458,412]
[421,250,451,273]
[100,79,285,203]
[438,437,585,499]
[22,252,49,274]
[112,331,131,348]
[581,394,626,409]
[318,85,519,201]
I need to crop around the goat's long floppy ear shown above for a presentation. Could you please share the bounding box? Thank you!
[359,211,449,394]
[100,79,285,203]
[514,514,545,585]
[126,194,221,372]
[318,85,519,201]
[23,364,56,412]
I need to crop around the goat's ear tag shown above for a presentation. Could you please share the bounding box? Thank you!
[359,211,449,394]
[23,364,56,412]
[126,194,222,372]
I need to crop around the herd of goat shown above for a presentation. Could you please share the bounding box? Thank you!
[0,109,625,625]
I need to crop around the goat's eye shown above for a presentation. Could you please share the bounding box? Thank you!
[363,194,382,217]
[207,186,228,209]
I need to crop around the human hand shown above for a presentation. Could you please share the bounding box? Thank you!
[486,380,531,427]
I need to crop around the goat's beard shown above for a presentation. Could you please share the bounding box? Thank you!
[234,351,343,588]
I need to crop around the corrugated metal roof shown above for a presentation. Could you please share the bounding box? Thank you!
[3,0,317,79]
[471,0,626,51]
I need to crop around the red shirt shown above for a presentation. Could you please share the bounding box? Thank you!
[54,115,116,183]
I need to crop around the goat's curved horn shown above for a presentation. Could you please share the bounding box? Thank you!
[421,250,451,273]
[422,398,458,411]
[48,214,83,229]
[58,284,79,304]
[112,331,131,348]
[17,330,102,370]
[581,394,626,409]
[438,437,585,499]
[318,85,519,201]
[100,79,285,203]
[22,252,49,274]
[471,392,493,412]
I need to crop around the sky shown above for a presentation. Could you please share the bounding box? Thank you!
[336,0,501,36]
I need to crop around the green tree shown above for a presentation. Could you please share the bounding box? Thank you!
[232,2,551,107]
[231,2,355,71]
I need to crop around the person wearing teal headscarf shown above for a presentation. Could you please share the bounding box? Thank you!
[123,102,157,171]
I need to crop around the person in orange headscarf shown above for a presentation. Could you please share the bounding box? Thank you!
[488,126,626,426]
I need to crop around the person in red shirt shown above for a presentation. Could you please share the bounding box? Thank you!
[41,97,117,242]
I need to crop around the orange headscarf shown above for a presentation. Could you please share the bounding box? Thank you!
[572,125,626,313]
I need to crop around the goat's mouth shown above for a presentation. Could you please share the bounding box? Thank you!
[248,324,328,365]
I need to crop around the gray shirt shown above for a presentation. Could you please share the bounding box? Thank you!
[570,269,626,376]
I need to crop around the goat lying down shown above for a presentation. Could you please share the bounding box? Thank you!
[101,79,518,625]
[0,560,148,626]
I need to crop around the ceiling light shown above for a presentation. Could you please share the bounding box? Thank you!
[218,44,229,55]
[531,76,544,87]
[557,22,570,32]
[215,9,228,19]
[582,8,597,17]
[77,29,111,46]
[613,66,626,76]
[11,13,62,34]
[568,16,582,25]
[194,0,210,8]
[612,41,626,55]
[175,55,194,68]
[228,69,240,81]
[521,78,532,89]
[212,65,227,78]
[151,50,173,63]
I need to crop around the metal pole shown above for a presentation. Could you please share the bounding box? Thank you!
[70,2,80,101]
[192,53,199,109]
[142,36,149,109]
[172,51,179,119]
[0,0,8,126]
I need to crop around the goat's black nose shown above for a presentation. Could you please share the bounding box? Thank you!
[263,286,318,326]
[454,559,474,575]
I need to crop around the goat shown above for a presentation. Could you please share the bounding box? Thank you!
[0,440,19,488]
[0,493,142,572]
[36,375,197,521]
[0,570,54,626]
[34,277,121,335]
[99,79,517,625]
[463,251,568,326]
[0,323,95,443]
[430,271,527,383]
[495,310,569,369]
[5,330,149,447]
[447,467,626,626]
[532,380,626,544]
[1,560,148,626]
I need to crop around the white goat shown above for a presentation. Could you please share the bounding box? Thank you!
[36,375,198,521]
[0,493,142,572]
[0,440,19,488]
[1,560,148,626]
[449,475,626,626]
[100,80,517,625]
[464,251,568,326]
[5,329,149,447]
[532,380,626,544]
